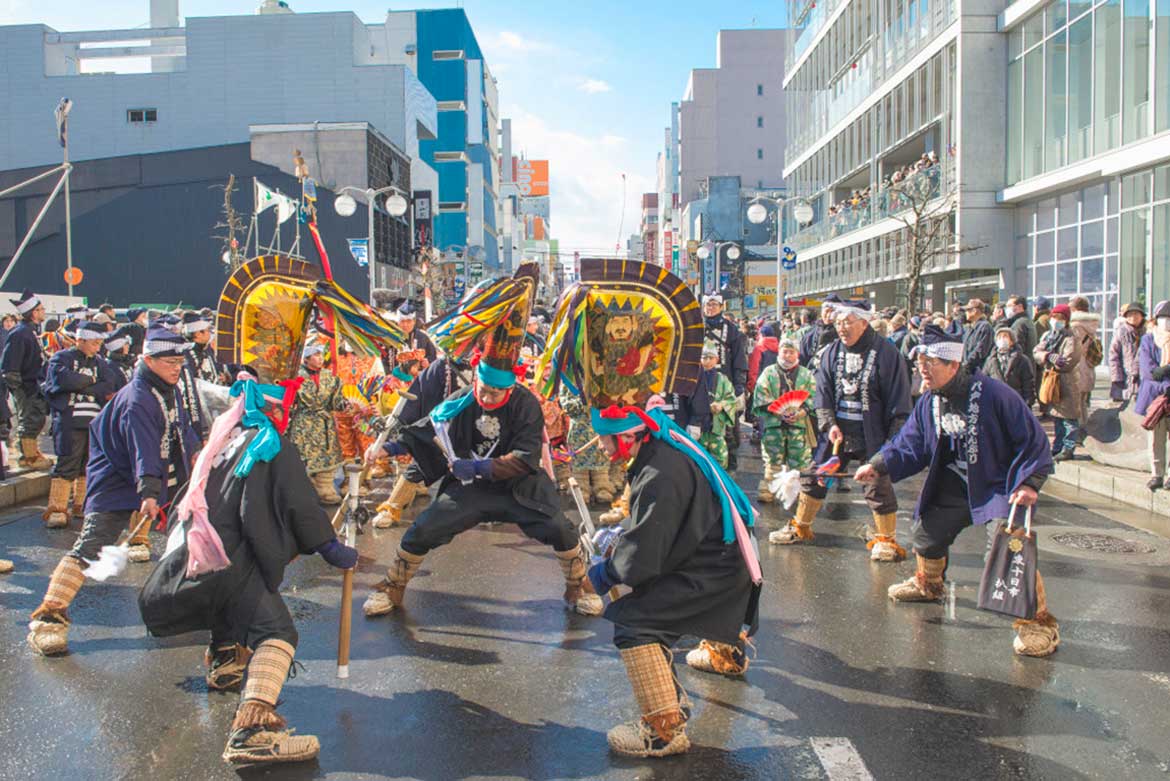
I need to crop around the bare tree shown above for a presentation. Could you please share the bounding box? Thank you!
[211,174,246,272]
[887,169,985,311]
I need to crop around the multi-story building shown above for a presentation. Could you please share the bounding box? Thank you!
[782,0,1012,311]
[377,9,501,271]
[640,193,659,264]
[783,0,1170,347]
[0,3,440,302]
[1000,0,1170,348]
[666,29,788,283]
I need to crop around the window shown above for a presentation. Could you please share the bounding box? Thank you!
[757,116,764,128]
[436,100,466,111]
[757,84,764,96]
[432,50,465,60]
[1122,0,1151,144]
[757,148,764,159]
[127,108,157,123]
[1095,0,1122,153]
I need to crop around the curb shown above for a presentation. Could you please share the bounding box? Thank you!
[0,470,51,509]
[1046,461,1170,536]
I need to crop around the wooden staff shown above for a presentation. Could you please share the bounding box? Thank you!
[337,463,362,679]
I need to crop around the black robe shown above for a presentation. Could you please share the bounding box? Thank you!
[604,438,755,645]
[399,386,559,516]
[138,428,335,639]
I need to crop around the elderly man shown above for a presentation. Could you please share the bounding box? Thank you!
[2,289,53,469]
[961,299,994,375]
[702,295,748,470]
[26,326,201,655]
[770,299,912,561]
[855,324,1058,657]
[1002,295,1038,361]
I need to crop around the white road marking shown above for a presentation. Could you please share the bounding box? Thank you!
[810,737,874,781]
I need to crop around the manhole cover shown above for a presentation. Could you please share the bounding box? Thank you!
[1050,532,1156,555]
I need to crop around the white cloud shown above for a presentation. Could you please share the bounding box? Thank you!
[489,30,555,55]
[577,78,612,94]
[508,108,654,258]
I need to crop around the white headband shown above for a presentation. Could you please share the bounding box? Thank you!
[183,319,211,334]
[105,337,129,352]
[15,296,40,314]
[833,305,875,321]
[75,328,105,341]
[143,339,193,357]
[912,341,964,362]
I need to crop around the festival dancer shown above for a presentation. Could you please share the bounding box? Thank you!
[26,326,200,655]
[183,311,223,383]
[332,341,380,491]
[771,299,911,560]
[752,337,816,504]
[537,258,760,756]
[701,295,748,470]
[371,349,474,529]
[287,339,348,505]
[139,373,357,766]
[393,301,438,363]
[41,321,122,529]
[362,264,603,618]
[2,289,53,470]
[854,325,1059,656]
[368,347,426,479]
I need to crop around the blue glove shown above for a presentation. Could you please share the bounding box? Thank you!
[451,458,493,481]
[382,440,408,457]
[315,538,358,569]
[587,560,618,596]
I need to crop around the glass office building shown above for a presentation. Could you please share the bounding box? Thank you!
[1003,0,1170,347]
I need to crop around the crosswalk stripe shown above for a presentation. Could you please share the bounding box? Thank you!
[810,737,874,781]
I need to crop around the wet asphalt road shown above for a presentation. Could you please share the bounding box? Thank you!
[2,446,1170,780]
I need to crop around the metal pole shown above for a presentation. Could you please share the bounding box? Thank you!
[0,164,67,199]
[776,202,783,323]
[0,170,70,289]
[367,188,376,302]
[64,138,73,296]
[714,243,721,299]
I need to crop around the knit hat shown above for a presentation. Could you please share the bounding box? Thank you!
[1051,304,1071,319]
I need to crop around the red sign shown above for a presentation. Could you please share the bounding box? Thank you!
[662,230,673,267]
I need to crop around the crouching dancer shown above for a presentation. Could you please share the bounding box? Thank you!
[535,259,761,758]
[854,325,1059,656]
[139,374,357,765]
[27,326,200,655]
[362,264,602,618]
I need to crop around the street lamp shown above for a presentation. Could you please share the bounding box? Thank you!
[334,184,410,302]
[746,195,813,319]
[695,241,742,299]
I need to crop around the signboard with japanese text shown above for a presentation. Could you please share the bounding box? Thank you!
[513,158,549,197]
[413,190,433,249]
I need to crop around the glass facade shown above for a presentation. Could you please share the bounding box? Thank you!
[1019,164,1170,351]
[1007,0,1170,184]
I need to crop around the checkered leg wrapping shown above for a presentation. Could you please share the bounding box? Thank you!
[619,644,681,718]
[43,556,85,610]
[242,639,295,707]
[555,543,586,587]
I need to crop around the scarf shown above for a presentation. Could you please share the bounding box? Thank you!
[1155,324,1170,367]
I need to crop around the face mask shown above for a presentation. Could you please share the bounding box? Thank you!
[1004,305,1018,318]
[1051,320,1065,331]
[780,358,798,370]
[996,337,1012,351]
[1159,317,1170,331]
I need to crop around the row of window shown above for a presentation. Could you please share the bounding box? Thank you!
[1007,0,1170,183]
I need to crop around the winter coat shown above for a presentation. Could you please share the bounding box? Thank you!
[1033,327,1084,421]
[982,347,1036,407]
[1004,311,1038,362]
[1135,333,1170,416]
[1109,319,1143,400]
[961,317,994,374]
[1070,311,1101,397]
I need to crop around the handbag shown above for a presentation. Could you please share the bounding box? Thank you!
[1141,392,1170,431]
[1038,367,1061,406]
[977,503,1038,620]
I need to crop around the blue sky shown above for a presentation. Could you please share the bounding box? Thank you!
[1,0,787,256]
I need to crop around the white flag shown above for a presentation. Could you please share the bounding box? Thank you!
[254,178,281,214]
[276,196,297,224]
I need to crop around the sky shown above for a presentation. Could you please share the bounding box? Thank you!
[0,0,788,258]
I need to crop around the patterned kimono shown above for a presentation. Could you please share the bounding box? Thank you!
[697,368,737,469]
[752,362,817,471]
[287,366,347,474]
[333,352,379,460]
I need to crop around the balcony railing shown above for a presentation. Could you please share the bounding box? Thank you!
[787,162,949,253]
